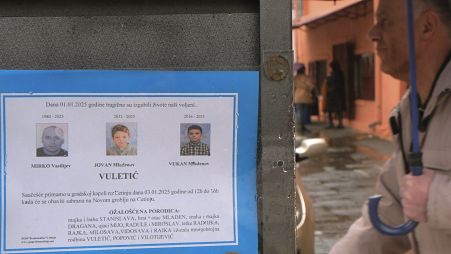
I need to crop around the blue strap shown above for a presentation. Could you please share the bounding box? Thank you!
[406,0,423,176]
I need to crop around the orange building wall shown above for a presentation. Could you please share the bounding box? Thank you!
[294,0,404,139]
[303,0,361,17]
[295,12,379,132]
[295,8,374,64]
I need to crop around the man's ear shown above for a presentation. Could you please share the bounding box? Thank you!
[417,9,440,40]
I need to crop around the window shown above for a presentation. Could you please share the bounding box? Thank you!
[292,0,303,18]
[353,53,375,100]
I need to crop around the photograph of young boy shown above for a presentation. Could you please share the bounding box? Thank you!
[106,123,137,156]
[180,124,210,156]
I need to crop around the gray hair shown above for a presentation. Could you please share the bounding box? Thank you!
[416,0,451,31]
[42,126,64,140]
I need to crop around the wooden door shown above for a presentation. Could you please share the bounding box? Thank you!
[333,43,355,119]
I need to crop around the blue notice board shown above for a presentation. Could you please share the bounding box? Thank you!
[0,71,259,254]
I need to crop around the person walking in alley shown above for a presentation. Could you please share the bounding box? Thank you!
[323,60,345,129]
[294,64,315,133]
[329,0,451,253]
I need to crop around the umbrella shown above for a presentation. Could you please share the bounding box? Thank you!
[367,0,422,236]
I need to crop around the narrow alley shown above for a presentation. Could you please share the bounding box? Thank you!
[296,122,394,254]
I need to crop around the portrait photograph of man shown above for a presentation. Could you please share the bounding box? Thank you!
[180,123,211,156]
[36,124,68,157]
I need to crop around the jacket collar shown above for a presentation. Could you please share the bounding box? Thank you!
[422,54,451,120]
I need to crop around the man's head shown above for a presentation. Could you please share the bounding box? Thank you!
[368,0,451,80]
[330,61,341,72]
[297,64,306,75]
[420,0,451,32]
[111,124,130,149]
[187,125,203,143]
[41,126,65,155]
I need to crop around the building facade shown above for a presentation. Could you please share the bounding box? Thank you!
[293,0,407,138]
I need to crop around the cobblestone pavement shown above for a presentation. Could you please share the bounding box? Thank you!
[296,123,393,254]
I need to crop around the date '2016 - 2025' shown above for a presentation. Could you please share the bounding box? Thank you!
[184,114,205,119]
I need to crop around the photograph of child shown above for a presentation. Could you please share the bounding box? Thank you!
[180,124,210,156]
[106,123,137,156]
[36,123,69,157]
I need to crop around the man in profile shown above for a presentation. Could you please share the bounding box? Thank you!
[36,125,68,157]
[330,0,451,253]
[180,125,210,156]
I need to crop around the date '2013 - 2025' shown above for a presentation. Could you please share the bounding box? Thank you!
[113,114,135,119]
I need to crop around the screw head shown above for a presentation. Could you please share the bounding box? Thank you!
[264,55,290,81]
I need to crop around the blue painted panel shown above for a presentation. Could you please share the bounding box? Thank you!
[0,71,259,254]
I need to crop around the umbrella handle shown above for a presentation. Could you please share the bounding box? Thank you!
[368,195,418,236]
[367,164,422,236]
